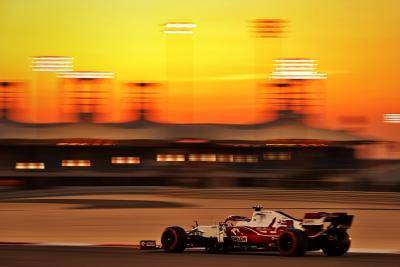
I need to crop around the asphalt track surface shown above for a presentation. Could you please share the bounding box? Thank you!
[0,246,399,267]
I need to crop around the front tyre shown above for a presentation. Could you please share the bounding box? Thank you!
[322,230,350,256]
[161,226,187,253]
[278,229,308,256]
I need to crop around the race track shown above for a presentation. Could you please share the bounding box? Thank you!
[1,186,400,267]
[0,245,399,267]
[1,187,400,249]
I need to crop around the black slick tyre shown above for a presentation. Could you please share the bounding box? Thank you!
[278,229,308,256]
[322,231,350,256]
[161,226,187,253]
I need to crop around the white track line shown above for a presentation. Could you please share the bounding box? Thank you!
[350,248,400,254]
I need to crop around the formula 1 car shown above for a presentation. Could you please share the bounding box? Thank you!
[161,206,353,256]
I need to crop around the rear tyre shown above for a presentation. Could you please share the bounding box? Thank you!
[322,231,350,256]
[278,229,308,256]
[161,226,187,253]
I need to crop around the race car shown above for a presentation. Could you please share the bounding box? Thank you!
[161,206,353,256]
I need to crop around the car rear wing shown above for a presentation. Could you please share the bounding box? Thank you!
[302,212,353,229]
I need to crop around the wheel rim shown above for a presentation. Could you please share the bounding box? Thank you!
[162,230,176,249]
[279,233,294,252]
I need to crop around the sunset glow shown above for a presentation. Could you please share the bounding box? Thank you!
[0,0,399,140]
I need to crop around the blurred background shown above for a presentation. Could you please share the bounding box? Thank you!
[0,0,400,191]
[1,2,400,264]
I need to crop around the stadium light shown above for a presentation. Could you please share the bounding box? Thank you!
[57,71,115,79]
[275,59,315,63]
[384,113,400,123]
[31,56,73,72]
[249,19,288,38]
[164,22,196,34]
[270,58,327,80]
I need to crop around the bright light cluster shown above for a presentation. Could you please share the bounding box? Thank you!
[31,56,73,72]
[111,157,141,164]
[250,19,288,38]
[270,58,327,80]
[15,162,45,170]
[56,71,115,79]
[384,113,400,123]
[61,160,91,167]
[164,22,196,35]
[157,154,186,162]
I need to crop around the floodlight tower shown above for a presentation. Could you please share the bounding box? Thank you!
[268,58,327,119]
[124,82,160,121]
[249,19,288,61]
[0,81,24,120]
[163,22,196,123]
[57,71,114,123]
[31,56,73,73]
[249,19,288,76]
[249,19,288,120]
[31,56,74,122]
[384,113,400,123]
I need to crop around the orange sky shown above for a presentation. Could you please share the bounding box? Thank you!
[0,0,400,140]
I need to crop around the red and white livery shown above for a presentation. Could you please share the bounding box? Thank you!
[161,206,353,256]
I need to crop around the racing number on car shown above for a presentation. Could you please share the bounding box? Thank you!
[230,228,248,242]
[231,228,240,235]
